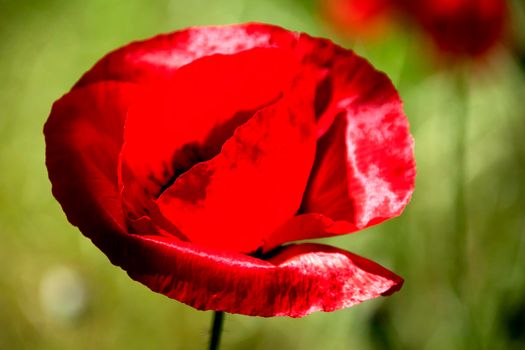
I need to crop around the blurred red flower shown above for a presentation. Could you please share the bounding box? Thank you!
[404,0,506,57]
[323,0,507,58]
[322,0,395,38]
[44,23,415,317]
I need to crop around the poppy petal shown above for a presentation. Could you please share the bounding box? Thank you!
[262,213,357,253]
[118,47,297,222]
[45,81,139,231]
[155,77,318,253]
[293,37,415,240]
[85,226,403,317]
[74,23,297,89]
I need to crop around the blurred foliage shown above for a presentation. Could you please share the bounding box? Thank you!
[1,0,524,349]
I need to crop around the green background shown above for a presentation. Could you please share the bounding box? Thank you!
[1,0,525,349]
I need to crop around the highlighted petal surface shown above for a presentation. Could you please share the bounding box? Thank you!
[74,24,297,88]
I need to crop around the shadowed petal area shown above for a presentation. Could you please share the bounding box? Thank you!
[119,48,297,222]
[74,23,297,89]
[45,82,139,232]
[156,78,318,253]
[263,213,358,253]
[89,227,403,317]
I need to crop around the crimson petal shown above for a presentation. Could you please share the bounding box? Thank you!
[45,82,139,232]
[156,75,318,253]
[263,36,415,248]
[75,224,404,317]
[314,58,415,228]
[119,47,297,224]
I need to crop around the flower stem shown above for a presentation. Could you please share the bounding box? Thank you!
[452,67,468,295]
[209,311,225,350]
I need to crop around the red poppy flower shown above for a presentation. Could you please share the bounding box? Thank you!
[322,0,395,38]
[403,0,506,57]
[323,0,506,58]
[44,23,415,317]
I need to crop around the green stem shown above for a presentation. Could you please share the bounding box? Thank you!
[452,68,468,295]
[450,66,476,350]
[209,311,225,350]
